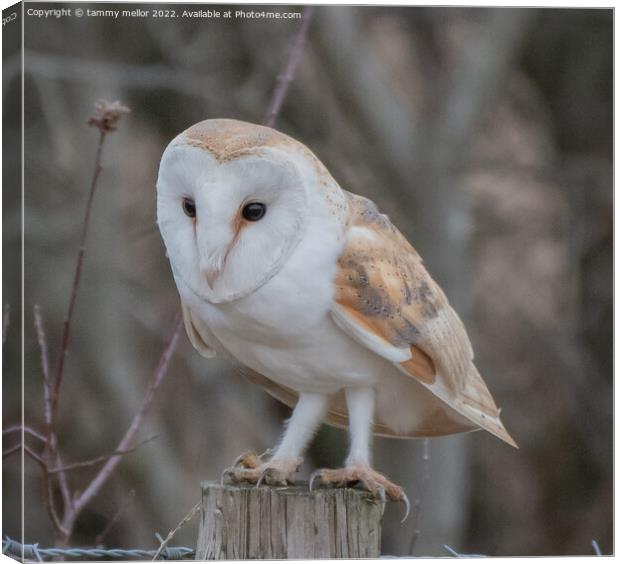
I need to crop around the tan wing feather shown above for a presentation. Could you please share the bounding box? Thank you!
[333,191,517,447]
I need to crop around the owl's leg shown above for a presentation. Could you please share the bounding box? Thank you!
[223,392,327,486]
[310,387,409,520]
[344,386,375,468]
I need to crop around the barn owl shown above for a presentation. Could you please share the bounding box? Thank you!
[156,119,516,514]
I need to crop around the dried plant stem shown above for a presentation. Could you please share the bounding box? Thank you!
[50,129,106,440]
[23,444,46,467]
[34,306,53,435]
[152,502,201,561]
[263,6,314,127]
[35,305,73,525]
[11,436,69,537]
[2,444,21,458]
[43,127,109,536]
[48,435,158,474]
[3,425,47,443]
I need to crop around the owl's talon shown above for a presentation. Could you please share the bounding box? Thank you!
[256,467,279,488]
[220,466,235,486]
[400,492,411,524]
[307,465,406,519]
[255,470,267,488]
[377,484,386,502]
[222,454,300,486]
[232,450,262,469]
[377,485,387,515]
[309,470,323,492]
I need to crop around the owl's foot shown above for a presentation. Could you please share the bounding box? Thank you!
[221,451,302,486]
[309,465,410,522]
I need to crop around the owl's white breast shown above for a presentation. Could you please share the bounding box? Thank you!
[175,208,387,394]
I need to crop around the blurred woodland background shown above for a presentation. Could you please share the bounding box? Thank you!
[2,3,612,557]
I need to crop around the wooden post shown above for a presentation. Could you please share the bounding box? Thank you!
[196,481,383,559]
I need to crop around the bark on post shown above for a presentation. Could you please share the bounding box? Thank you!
[196,481,383,559]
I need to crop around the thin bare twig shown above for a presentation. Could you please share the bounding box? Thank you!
[46,474,68,537]
[152,502,201,561]
[48,435,158,474]
[13,443,68,536]
[6,437,57,535]
[35,304,73,522]
[3,444,21,458]
[263,6,314,127]
[95,490,136,546]
[34,305,52,428]
[66,314,183,526]
[3,425,47,443]
[49,129,104,436]
[22,444,45,467]
[3,304,9,345]
[16,444,51,492]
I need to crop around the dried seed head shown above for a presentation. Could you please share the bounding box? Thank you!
[88,99,130,133]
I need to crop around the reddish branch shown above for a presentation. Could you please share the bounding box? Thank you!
[23,444,46,467]
[34,305,53,436]
[49,128,104,429]
[263,6,314,127]
[48,435,158,474]
[35,304,72,528]
[3,425,47,443]
[2,444,21,458]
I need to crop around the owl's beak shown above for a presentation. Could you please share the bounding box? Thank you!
[202,219,242,290]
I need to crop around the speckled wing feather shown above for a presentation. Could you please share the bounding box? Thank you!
[332,191,517,447]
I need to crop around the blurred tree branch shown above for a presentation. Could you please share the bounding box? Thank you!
[8,52,221,104]
[264,7,314,127]
[317,9,534,279]
[429,9,535,175]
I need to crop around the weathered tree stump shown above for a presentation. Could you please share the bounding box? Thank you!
[196,481,382,559]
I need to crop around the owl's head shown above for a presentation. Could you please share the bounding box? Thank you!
[157,119,340,304]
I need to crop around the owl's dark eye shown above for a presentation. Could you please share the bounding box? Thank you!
[182,197,196,218]
[242,202,267,222]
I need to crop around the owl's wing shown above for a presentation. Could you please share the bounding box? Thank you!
[332,192,517,447]
[181,301,217,358]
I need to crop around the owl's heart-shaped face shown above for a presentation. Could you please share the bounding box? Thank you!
[156,124,313,304]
